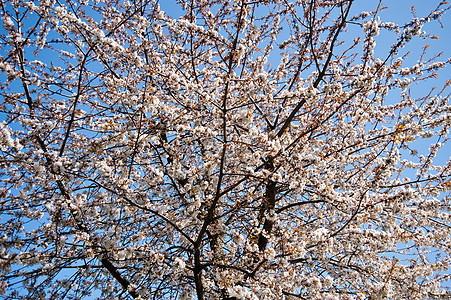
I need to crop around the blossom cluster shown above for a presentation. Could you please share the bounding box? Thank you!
[0,0,450,299]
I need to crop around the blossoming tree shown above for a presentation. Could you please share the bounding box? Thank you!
[0,0,450,298]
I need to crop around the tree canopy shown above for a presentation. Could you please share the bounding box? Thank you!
[0,0,450,299]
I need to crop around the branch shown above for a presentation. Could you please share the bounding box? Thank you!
[100,258,139,298]
[276,0,353,138]
[330,190,366,238]
[17,47,139,297]
[58,48,91,157]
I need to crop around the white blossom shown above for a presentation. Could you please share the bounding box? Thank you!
[0,1,450,299]
[363,17,381,36]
